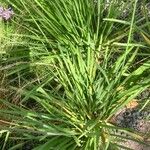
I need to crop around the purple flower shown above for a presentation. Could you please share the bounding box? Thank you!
[0,6,14,20]
[2,9,14,20]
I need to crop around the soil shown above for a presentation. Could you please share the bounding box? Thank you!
[113,88,150,150]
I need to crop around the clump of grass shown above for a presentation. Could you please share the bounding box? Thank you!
[0,0,150,149]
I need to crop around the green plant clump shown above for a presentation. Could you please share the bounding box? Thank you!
[0,0,150,149]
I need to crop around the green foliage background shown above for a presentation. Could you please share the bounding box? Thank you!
[0,0,150,149]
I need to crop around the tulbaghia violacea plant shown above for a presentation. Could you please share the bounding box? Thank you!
[0,6,14,20]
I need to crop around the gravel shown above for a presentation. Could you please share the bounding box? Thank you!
[113,108,150,150]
